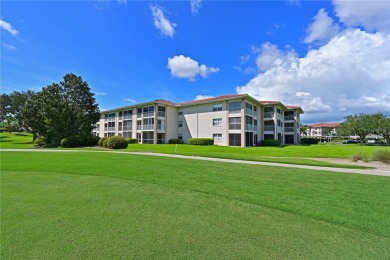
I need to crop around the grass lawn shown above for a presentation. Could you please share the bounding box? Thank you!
[1,151,389,258]
[0,132,34,149]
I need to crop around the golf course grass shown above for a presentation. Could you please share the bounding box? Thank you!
[1,151,389,258]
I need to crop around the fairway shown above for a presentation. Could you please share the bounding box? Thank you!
[1,151,389,259]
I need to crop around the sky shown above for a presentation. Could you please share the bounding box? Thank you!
[1,0,389,124]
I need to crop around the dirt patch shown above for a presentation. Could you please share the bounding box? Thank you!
[310,158,390,171]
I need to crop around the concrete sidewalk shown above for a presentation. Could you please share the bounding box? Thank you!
[2,149,390,177]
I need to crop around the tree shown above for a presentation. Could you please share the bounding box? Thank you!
[339,112,387,143]
[378,115,390,145]
[21,73,100,146]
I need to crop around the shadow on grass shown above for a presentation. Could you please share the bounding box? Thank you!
[14,133,29,136]
[0,136,10,139]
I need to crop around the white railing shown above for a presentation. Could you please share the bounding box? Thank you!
[143,124,154,130]
[285,127,295,132]
[123,115,132,120]
[264,126,274,131]
[158,124,166,131]
[246,124,253,131]
[143,112,154,118]
[105,127,115,132]
[158,111,166,117]
[284,115,294,121]
[264,112,273,118]
[229,124,241,130]
[229,108,241,114]
[123,126,132,131]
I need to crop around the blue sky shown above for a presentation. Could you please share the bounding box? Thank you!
[1,0,389,124]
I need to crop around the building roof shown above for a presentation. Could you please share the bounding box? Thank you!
[101,94,304,114]
[310,122,340,128]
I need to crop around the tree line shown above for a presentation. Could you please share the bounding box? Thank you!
[0,73,100,147]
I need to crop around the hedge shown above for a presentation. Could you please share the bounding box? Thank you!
[107,136,129,149]
[128,138,137,144]
[168,139,184,144]
[98,137,107,147]
[33,137,45,147]
[301,138,320,145]
[260,139,280,146]
[61,135,100,148]
[188,138,214,145]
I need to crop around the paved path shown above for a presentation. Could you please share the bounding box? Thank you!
[2,149,390,177]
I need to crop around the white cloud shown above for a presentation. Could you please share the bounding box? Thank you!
[195,95,214,101]
[117,0,127,4]
[125,98,136,103]
[167,55,219,80]
[304,8,340,44]
[150,5,176,37]
[333,0,390,32]
[2,43,16,50]
[0,19,18,36]
[95,92,106,96]
[191,0,202,15]
[236,29,390,122]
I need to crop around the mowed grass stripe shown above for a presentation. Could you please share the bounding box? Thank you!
[2,152,390,234]
[2,166,389,259]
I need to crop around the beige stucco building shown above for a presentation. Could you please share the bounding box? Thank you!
[93,94,304,147]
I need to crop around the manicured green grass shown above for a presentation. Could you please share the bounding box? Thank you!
[0,132,34,149]
[1,151,389,259]
[124,143,390,159]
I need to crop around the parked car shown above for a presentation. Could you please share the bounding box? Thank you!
[343,140,361,144]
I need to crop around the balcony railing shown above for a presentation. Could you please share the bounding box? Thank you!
[123,115,132,120]
[229,124,241,130]
[136,125,142,130]
[105,127,115,132]
[158,111,166,117]
[284,115,294,121]
[123,126,132,131]
[229,108,241,114]
[264,125,274,131]
[245,124,254,131]
[137,113,142,118]
[143,124,154,131]
[158,124,166,131]
[285,127,295,132]
[143,112,154,118]
[264,112,273,118]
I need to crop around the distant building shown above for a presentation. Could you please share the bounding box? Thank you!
[307,122,340,138]
[93,94,304,147]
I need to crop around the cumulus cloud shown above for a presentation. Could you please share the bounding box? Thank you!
[195,95,214,100]
[333,0,390,32]
[236,29,390,122]
[117,0,127,5]
[2,43,16,50]
[191,0,202,15]
[0,19,18,36]
[304,8,340,44]
[150,5,176,37]
[167,55,219,80]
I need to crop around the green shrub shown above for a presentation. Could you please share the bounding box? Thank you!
[301,138,320,145]
[103,138,109,148]
[260,139,280,146]
[107,136,128,149]
[61,135,83,148]
[372,150,390,164]
[98,137,107,147]
[33,137,45,147]
[188,138,214,145]
[84,136,100,147]
[168,139,184,144]
[128,138,137,144]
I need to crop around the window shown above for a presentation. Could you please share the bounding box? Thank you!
[118,122,123,131]
[123,120,132,131]
[254,119,258,126]
[254,106,257,112]
[178,121,183,127]
[213,133,222,142]
[213,104,222,111]
[178,110,183,115]
[158,106,166,117]
[137,120,142,130]
[229,101,241,114]
[213,118,222,126]
[245,102,252,110]
[229,117,241,130]
[229,134,241,146]
[143,118,154,130]
[178,133,183,140]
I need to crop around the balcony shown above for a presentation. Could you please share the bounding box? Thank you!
[264,125,274,131]
[123,115,132,120]
[229,108,241,114]
[158,124,166,131]
[105,127,115,132]
[123,126,132,131]
[264,112,273,118]
[158,111,166,117]
[229,124,241,130]
[143,111,154,118]
[284,115,294,121]
[245,124,254,131]
[143,124,154,131]
[285,127,295,132]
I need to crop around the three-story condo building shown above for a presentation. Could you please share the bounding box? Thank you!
[92,94,303,147]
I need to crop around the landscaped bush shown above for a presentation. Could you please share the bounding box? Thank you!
[61,135,83,148]
[168,139,184,144]
[260,139,281,146]
[98,137,107,147]
[372,150,390,164]
[128,138,137,144]
[107,136,128,149]
[103,138,109,148]
[84,136,100,147]
[188,138,214,145]
[301,138,320,145]
[33,137,45,147]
